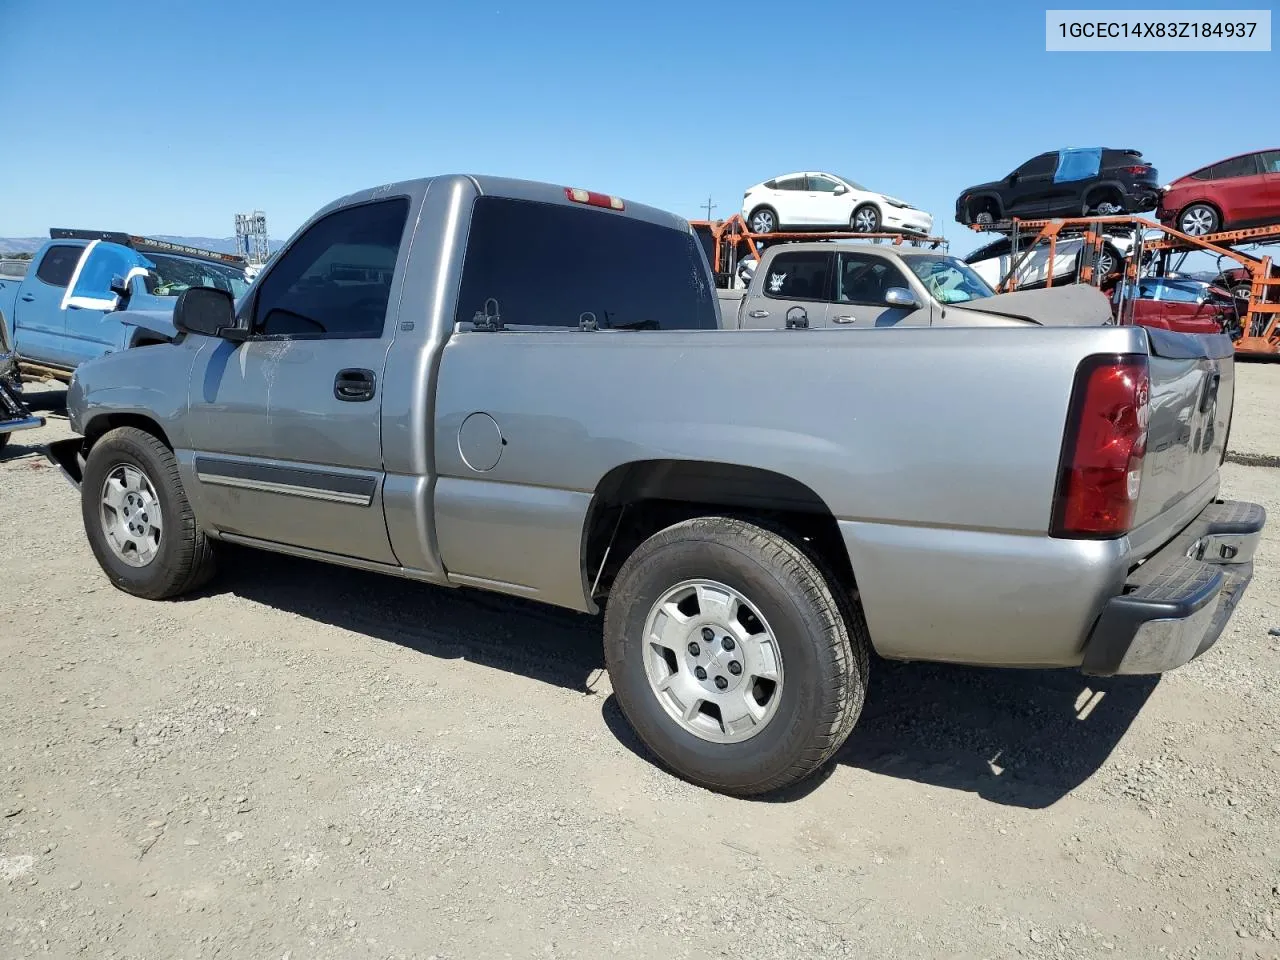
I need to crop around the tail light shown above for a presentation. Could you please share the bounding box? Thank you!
[1050,354,1150,539]
[1125,165,1151,175]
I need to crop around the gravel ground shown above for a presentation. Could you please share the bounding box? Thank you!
[2,373,1279,960]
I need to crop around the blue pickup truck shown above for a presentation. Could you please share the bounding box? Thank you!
[0,230,250,382]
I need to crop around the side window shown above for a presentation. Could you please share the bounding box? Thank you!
[65,242,151,309]
[1159,284,1200,304]
[775,175,807,191]
[835,252,910,304]
[966,238,1010,262]
[1216,155,1261,179]
[1262,151,1280,174]
[453,197,717,331]
[761,252,832,301]
[34,245,84,288]
[1018,154,1057,178]
[807,175,840,193]
[252,197,409,339]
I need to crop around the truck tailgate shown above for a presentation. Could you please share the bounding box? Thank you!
[1128,329,1236,560]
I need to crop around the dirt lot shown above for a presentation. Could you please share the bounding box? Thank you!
[2,369,1279,960]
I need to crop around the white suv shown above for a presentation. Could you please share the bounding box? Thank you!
[741,172,934,237]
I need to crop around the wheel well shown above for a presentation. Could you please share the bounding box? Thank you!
[748,204,776,222]
[967,195,1000,220]
[851,201,881,220]
[1179,198,1222,217]
[582,459,856,602]
[84,413,172,451]
[1085,185,1124,206]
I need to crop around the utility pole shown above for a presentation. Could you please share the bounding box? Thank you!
[701,196,716,221]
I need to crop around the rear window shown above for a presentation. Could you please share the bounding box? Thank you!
[34,245,83,288]
[455,197,717,330]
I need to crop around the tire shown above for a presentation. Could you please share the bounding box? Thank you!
[973,208,995,227]
[0,432,9,454]
[80,426,217,600]
[603,516,869,797]
[748,207,777,235]
[1084,195,1124,217]
[1095,245,1120,280]
[1178,203,1220,237]
[851,204,880,233]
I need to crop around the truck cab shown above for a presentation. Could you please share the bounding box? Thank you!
[0,230,250,380]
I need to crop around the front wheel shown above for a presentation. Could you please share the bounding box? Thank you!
[603,516,868,797]
[81,426,217,599]
[851,204,880,233]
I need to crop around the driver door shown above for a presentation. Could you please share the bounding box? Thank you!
[830,251,930,327]
[184,196,412,564]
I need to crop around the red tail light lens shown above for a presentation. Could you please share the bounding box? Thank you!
[1125,165,1151,175]
[1051,354,1150,538]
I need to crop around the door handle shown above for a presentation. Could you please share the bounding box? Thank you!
[334,368,376,402]
[748,310,769,318]
[833,315,855,324]
[20,295,35,302]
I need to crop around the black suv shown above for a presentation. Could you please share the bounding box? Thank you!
[955,148,1161,228]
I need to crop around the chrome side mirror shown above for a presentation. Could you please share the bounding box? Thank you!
[884,286,920,309]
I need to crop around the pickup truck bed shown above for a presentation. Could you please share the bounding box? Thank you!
[44,173,1265,797]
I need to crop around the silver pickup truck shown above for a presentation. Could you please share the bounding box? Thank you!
[46,174,1265,797]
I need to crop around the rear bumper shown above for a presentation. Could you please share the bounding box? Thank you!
[1081,499,1266,676]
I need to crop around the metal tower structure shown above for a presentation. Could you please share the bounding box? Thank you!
[234,210,271,265]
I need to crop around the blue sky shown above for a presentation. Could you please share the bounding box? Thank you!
[1,0,1275,256]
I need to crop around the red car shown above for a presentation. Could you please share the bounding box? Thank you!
[1157,149,1280,236]
[1115,277,1238,335]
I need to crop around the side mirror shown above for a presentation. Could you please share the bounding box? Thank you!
[884,286,921,309]
[1007,172,1019,185]
[832,184,848,196]
[109,275,130,300]
[173,286,244,341]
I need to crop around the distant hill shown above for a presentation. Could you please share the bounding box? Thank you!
[0,235,285,257]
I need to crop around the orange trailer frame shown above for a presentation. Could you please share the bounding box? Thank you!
[972,216,1280,358]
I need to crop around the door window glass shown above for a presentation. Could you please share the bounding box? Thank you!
[252,197,409,339]
[1210,155,1260,179]
[835,253,910,304]
[1017,154,1057,178]
[34,245,83,288]
[774,176,807,191]
[65,242,151,310]
[761,252,832,301]
[807,175,841,193]
[1259,151,1280,174]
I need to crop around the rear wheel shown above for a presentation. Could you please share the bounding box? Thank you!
[81,426,217,599]
[603,516,868,797]
[1179,203,1220,236]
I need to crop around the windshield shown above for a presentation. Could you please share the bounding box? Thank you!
[907,255,996,303]
[143,254,250,299]
[837,175,868,191]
